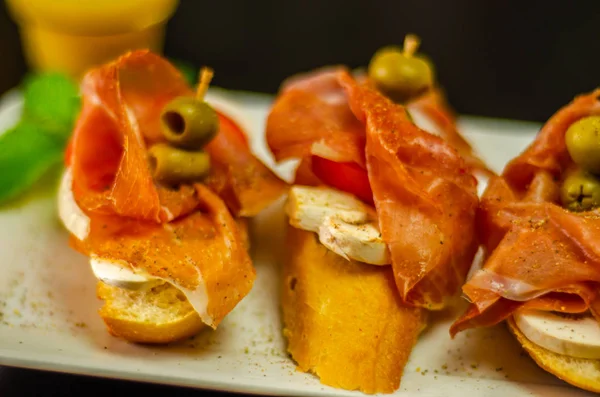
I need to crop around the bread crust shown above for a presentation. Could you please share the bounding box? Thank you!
[281,225,427,394]
[97,281,205,344]
[95,217,250,344]
[507,316,600,393]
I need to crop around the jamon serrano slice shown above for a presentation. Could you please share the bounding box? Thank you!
[69,50,286,223]
[267,68,480,309]
[451,88,600,336]
[63,50,287,334]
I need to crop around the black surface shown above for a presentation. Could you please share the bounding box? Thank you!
[0,366,253,397]
[164,0,600,123]
[2,1,600,122]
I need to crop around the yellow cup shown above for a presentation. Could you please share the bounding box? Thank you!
[6,0,179,78]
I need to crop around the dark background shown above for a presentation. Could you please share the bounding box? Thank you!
[0,367,241,397]
[0,1,599,396]
[1,1,599,122]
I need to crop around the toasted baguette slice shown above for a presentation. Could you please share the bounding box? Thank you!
[507,317,600,393]
[97,281,204,344]
[96,217,250,344]
[282,225,427,394]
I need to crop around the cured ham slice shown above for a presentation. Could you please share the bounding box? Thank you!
[72,184,254,328]
[451,89,600,336]
[340,72,479,309]
[267,66,493,178]
[69,50,286,223]
[266,67,366,168]
[66,50,286,327]
[266,67,481,309]
[408,89,494,178]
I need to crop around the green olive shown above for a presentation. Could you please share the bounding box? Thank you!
[368,45,434,103]
[560,168,600,212]
[160,97,219,150]
[148,143,211,185]
[565,116,600,174]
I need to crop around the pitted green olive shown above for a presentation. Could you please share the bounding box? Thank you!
[160,97,219,150]
[560,168,600,212]
[148,143,211,185]
[368,45,434,103]
[565,116,600,174]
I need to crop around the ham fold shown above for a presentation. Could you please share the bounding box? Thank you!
[451,88,600,336]
[65,50,287,328]
[266,67,482,309]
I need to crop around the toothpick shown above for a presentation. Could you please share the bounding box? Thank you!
[196,66,214,101]
[403,34,421,57]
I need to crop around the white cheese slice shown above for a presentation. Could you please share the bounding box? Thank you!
[90,256,158,291]
[57,168,90,242]
[286,185,390,265]
[318,216,389,265]
[514,310,600,359]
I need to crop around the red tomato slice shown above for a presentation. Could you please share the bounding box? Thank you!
[217,111,250,148]
[311,156,373,204]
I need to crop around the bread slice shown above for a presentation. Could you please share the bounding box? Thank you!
[282,225,427,394]
[97,281,204,344]
[96,217,250,344]
[507,316,600,393]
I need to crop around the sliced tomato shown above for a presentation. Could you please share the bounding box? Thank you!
[217,111,250,148]
[311,156,373,204]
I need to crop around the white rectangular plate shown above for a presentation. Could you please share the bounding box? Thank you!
[0,89,594,396]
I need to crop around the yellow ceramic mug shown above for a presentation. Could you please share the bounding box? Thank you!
[5,0,179,78]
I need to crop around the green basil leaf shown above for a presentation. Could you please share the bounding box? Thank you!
[170,58,198,87]
[0,121,64,204]
[21,72,81,142]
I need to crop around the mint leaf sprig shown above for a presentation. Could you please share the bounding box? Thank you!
[0,72,81,205]
[170,58,199,86]
[0,60,197,206]
[21,72,81,143]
